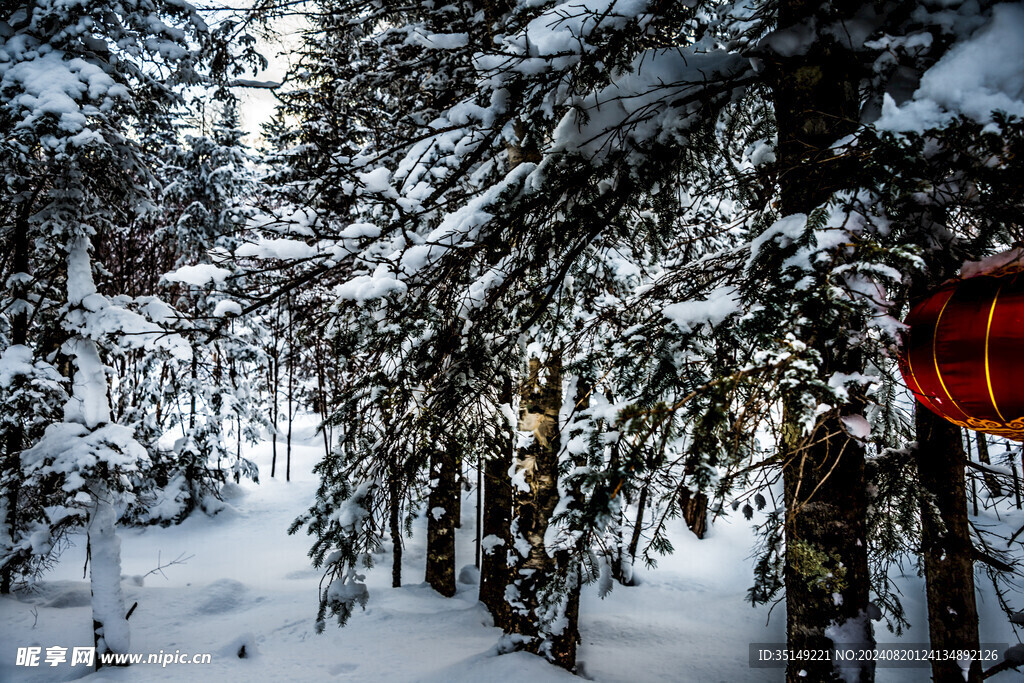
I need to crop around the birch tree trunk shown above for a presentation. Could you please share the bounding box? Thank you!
[509,354,569,665]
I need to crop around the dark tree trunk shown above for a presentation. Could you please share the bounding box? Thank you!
[425,439,457,597]
[768,1,874,680]
[269,351,278,478]
[480,376,515,625]
[608,508,630,585]
[974,432,1002,497]
[389,473,403,588]
[1,196,31,595]
[452,453,462,529]
[782,411,873,683]
[480,449,513,626]
[189,352,198,431]
[915,411,982,683]
[679,487,708,539]
[627,484,649,563]
[285,329,294,483]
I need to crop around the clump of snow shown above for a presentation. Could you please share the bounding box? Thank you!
[550,47,749,162]
[236,238,317,260]
[877,4,1024,133]
[213,299,243,317]
[458,565,480,585]
[662,286,740,333]
[747,214,807,267]
[961,247,1024,279]
[164,264,232,286]
[840,415,871,440]
[356,167,393,194]
[481,534,505,555]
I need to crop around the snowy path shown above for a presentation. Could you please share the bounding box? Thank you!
[1,423,1018,681]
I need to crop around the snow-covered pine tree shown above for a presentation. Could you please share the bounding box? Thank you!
[147,94,266,521]
[0,0,226,661]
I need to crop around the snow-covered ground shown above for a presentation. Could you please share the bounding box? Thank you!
[2,418,1020,682]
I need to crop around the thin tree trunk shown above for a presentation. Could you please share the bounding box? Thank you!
[480,378,514,626]
[425,436,457,597]
[269,306,280,478]
[605,440,631,585]
[1,197,30,594]
[389,473,403,588]
[974,432,1002,497]
[627,483,649,564]
[189,353,197,431]
[315,342,331,460]
[475,462,483,569]
[915,410,982,683]
[452,453,462,529]
[608,507,629,586]
[285,314,294,483]
[235,414,242,483]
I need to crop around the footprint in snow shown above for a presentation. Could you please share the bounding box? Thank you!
[329,662,359,675]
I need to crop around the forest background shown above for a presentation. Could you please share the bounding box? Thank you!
[2,0,1024,681]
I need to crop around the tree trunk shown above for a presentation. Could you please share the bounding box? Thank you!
[425,438,457,597]
[66,238,130,668]
[452,453,462,529]
[1,198,30,594]
[974,432,1002,497]
[680,487,708,539]
[915,410,982,683]
[269,308,280,478]
[509,354,573,667]
[608,507,630,586]
[548,373,589,669]
[782,410,873,683]
[769,1,874,679]
[627,483,649,564]
[480,377,514,626]
[89,481,130,666]
[286,325,294,483]
[389,473,403,588]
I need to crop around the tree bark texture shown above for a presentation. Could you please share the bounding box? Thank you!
[915,409,982,683]
[510,355,575,668]
[389,473,403,588]
[425,435,458,597]
[769,1,875,680]
[479,375,514,627]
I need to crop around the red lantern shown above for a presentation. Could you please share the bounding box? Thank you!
[899,269,1024,441]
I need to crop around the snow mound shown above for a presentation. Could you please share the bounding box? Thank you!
[194,579,249,615]
[43,585,92,609]
[218,631,259,660]
[458,565,479,585]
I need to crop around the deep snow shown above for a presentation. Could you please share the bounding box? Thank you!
[2,418,1021,682]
